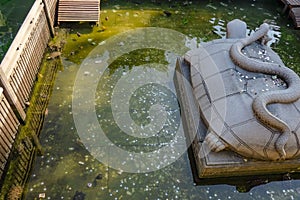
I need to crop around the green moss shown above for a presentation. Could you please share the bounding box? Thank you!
[0,34,62,199]
[62,9,161,64]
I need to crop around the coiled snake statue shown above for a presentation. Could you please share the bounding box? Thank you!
[230,23,300,160]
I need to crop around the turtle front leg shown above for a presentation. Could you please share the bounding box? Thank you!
[205,132,227,152]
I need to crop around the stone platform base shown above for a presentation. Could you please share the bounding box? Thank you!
[174,58,300,179]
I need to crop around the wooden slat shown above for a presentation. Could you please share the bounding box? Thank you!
[0,87,20,176]
[58,0,100,22]
[0,105,17,142]
[290,7,300,28]
[281,0,300,28]
[286,0,300,6]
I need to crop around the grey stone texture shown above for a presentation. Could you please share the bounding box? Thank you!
[188,29,300,161]
[174,19,300,178]
[175,57,300,178]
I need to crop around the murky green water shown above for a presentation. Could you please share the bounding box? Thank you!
[23,0,300,199]
[0,0,35,60]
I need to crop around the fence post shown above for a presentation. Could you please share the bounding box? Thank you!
[42,0,55,38]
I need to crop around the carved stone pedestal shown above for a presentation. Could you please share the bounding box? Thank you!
[174,58,300,179]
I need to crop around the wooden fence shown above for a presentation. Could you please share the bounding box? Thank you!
[0,0,57,121]
[0,0,101,192]
[0,0,58,187]
[0,87,20,179]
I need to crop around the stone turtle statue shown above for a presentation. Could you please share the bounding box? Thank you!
[184,19,300,161]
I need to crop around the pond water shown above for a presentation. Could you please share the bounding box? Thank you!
[0,0,35,60]
[23,0,300,199]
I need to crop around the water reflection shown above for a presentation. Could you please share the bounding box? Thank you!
[211,17,281,47]
[0,0,35,60]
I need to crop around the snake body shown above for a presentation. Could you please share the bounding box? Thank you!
[229,23,300,160]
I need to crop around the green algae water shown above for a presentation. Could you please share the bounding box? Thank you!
[0,0,35,60]
[23,0,300,199]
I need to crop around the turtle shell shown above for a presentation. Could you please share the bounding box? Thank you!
[185,38,300,160]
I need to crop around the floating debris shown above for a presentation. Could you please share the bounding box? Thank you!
[84,71,90,76]
[163,10,172,17]
[44,108,48,116]
[98,41,106,46]
[213,25,226,38]
[87,183,92,188]
[207,4,217,10]
[117,169,124,175]
[39,193,46,199]
[183,1,189,6]
[47,51,61,60]
[68,147,75,151]
[209,17,216,24]
[78,161,85,165]
[73,191,86,200]
[114,5,120,10]
[220,2,228,7]
[95,173,103,180]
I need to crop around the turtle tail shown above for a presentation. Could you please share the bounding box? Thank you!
[275,130,289,160]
